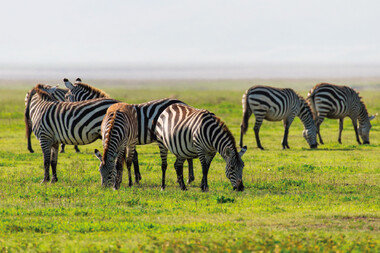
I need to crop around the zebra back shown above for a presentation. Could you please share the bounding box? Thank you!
[64,79,109,101]
[29,84,119,145]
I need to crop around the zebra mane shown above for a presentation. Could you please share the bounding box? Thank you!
[75,82,110,98]
[34,84,55,101]
[102,110,118,162]
[212,113,237,149]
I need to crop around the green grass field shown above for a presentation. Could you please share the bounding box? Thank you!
[0,79,379,252]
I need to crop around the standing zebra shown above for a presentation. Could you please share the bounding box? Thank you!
[25,85,80,153]
[155,104,247,192]
[25,84,119,183]
[240,86,318,150]
[94,103,138,189]
[63,78,195,184]
[308,83,376,144]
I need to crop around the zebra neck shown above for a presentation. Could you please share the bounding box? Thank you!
[358,103,370,126]
[298,99,315,130]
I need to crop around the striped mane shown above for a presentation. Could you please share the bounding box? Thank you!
[34,84,55,101]
[212,113,237,148]
[76,82,109,98]
[102,110,119,162]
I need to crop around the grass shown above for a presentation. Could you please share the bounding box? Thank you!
[0,79,379,252]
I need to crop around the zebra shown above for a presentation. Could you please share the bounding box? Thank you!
[63,78,196,184]
[307,83,376,145]
[25,85,80,153]
[155,103,247,192]
[240,85,318,150]
[25,84,119,183]
[94,103,138,189]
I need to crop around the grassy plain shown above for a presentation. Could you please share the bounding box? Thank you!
[0,79,379,252]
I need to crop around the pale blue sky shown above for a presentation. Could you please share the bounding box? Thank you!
[0,0,379,66]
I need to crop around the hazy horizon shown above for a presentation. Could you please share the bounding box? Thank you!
[1,1,379,69]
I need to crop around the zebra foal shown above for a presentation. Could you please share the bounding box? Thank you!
[155,104,247,192]
[25,84,118,183]
[25,85,80,153]
[94,103,138,189]
[308,83,376,144]
[240,86,318,150]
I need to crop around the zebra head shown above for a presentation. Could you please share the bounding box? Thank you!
[358,114,377,144]
[94,149,118,189]
[224,146,247,191]
[303,124,318,149]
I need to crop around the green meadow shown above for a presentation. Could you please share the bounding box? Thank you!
[0,79,379,252]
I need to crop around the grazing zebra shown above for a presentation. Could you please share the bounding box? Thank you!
[307,83,376,144]
[63,78,195,184]
[25,85,80,153]
[155,104,247,192]
[94,103,138,189]
[240,86,318,150]
[25,84,119,183]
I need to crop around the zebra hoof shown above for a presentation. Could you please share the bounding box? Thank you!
[161,186,166,191]
[41,179,49,184]
[59,150,65,153]
[187,177,195,184]
[28,149,34,153]
[201,186,209,192]
[258,146,264,150]
[51,178,58,183]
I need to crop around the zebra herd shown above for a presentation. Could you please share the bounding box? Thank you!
[24,79,376,191]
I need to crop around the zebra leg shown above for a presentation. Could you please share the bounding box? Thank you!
[74,145,80,153]
[60,143,65,153]
[115,148,127,189]
[338,118,344,144]
[199,155,212,192]
[187,159,195,184]
[126,146,136,188]
[50,143,59,183]
[174,157,187,191]
[254,118,264,150]
[159,144,168,190]
[40,140,52,183]
[282,116,294,149]
[132,150,142,184]
[351,118,362,145]
[316,117,324,144]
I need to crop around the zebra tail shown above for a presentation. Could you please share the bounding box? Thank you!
[24,89,36,138]
[240,90,252,135]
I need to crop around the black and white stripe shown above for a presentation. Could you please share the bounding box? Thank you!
[63,79,195,184]
[26,84,119,183]
[307,83,376,144]
[240,85,318,149]
[155,104,247,192]
[94,103,139,189]
[24,85,80,153]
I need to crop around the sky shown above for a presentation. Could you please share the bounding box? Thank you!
[0,0,379,67]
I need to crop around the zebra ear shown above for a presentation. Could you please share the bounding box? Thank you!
[369,113,378,121]
[94,149,102,161]
[75,78,82,83]
[239,146,247,157]
[47,85,59,94]
[63,78,75,90]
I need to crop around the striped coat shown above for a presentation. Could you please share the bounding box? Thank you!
[24,85,80,153]
[26,84,119,183]
[155,104,247,191]
[64,78,195,184]
[240,86,317,150]
[94,103,138,189]
[308,83,376,144]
